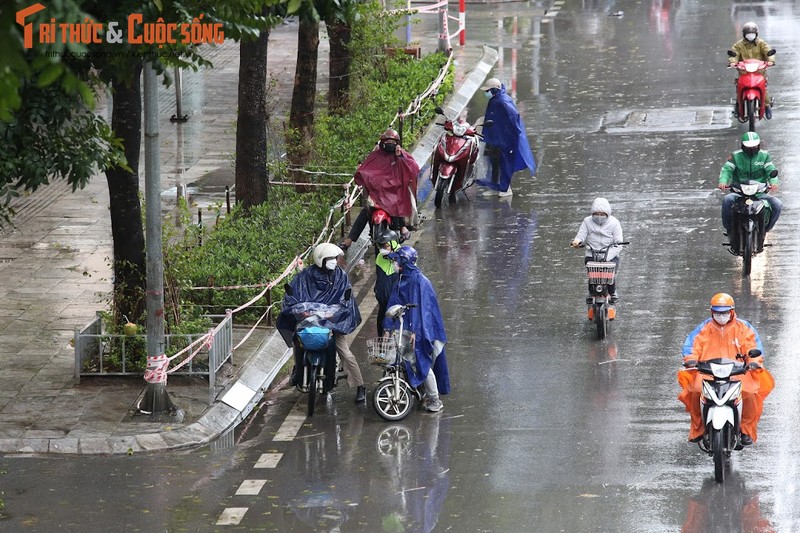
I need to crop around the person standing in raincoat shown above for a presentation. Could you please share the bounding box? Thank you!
[476,78,536,198]
[374,229,400,338]
[678,293,774,446]
[384,246,450,412]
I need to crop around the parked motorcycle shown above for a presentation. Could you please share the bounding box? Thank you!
[722,179,776,277]
[727,48,776,131]
[578,242,629,340]
[682,349,762,483]
[367,303,422,421]
[430,106,488,208]
[285,285,351,416]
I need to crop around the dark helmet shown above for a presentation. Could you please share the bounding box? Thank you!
[379,128,400,143]
[375,228,398,245]
[742,21,758,38]
[379,128,401,152]
[387,245,418,266]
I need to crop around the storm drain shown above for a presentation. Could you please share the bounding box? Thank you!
[602,107,732,133]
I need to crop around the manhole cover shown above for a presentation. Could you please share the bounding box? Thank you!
[602,107,732,133]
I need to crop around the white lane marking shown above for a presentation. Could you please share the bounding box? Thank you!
[274,411,307,441]
[216,507,248,525]
[254,452,283,468]
[236,479,268,496]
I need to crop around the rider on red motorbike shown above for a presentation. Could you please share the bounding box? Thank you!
[341,129,419,250]
[728,21,776,119]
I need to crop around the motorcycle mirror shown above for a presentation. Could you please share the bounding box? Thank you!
[726,50,736,57]
[767,49,776,56]
[284,283,294,296]
[344,288,352,301]
[748,348,762,358]
[769,169,778,178]
[434,106,445,115]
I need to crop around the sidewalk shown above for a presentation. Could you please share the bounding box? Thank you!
[0,19,497,455]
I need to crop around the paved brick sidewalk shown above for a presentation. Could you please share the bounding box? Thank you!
[0,18,494,454]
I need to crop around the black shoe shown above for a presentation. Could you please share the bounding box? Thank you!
[765,106,772,120]
[690,435,703,443]
[354,385,366,403]
[586,297,594,305]
[740,434,754,446]
[609,294,619,304]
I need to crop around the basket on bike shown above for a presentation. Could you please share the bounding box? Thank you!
[367,337,396,366]
[297,326,332,351]
[367,331,416,366]
[586,261,617,286]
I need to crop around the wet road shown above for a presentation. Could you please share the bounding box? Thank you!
[3,0,800,531]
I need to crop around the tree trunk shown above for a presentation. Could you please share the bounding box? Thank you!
[288,17,319,187]
[235,25,271,208]
[106,63,146,323]
[327,19,352,114]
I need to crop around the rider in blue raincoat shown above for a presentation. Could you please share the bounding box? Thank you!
[383,246,450,412]
[277,243,366,402]
[476,78,536,197]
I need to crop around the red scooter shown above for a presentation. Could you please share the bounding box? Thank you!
[727,48,775,131]
[430,106,488,208]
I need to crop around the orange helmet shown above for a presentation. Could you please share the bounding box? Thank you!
[710,293,735,312]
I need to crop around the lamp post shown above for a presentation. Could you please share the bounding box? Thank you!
[138,61,177,415]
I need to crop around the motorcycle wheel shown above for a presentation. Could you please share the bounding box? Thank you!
[743,231,754,277]
[746,99,756,132]
[594,303,607,340]
[434,177,447,208]
[307,365,318,417]
[372,379,414,421]
[712,428,725,483]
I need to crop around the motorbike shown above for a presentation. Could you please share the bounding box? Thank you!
[430,106,488,208]
[722,178,776,277]
[367,303,422,421]
[682,349,762,483]
[285,286,351,416]
[578,242,629,340]
[727,48,776,131]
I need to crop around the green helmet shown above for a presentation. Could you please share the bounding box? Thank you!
[741,131,761,148]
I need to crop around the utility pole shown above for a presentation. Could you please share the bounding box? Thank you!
[138,61,177,415]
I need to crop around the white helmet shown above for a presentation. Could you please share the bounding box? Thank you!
[312,243,344,268]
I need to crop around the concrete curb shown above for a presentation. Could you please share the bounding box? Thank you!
[0,46,498,456]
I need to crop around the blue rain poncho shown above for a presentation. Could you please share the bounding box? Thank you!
[383,263,450,394]
[277,265,361,347]
[477,83,536,192]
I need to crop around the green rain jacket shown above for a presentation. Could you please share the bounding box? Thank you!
[719,149,778,188]
[729,37,775,64]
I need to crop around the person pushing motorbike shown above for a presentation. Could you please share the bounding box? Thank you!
[678,293,774,445]
[277,243,367,403]
[341,129,419,250]
[476,78,536,198]
[718,132,781,243]
[384,246,450,413]
[729,21,775,119]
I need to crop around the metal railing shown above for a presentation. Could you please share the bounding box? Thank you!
[74,312,234,398]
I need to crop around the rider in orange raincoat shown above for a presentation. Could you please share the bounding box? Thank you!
[677,293,774,445]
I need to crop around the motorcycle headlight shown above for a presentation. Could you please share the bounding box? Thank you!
[745,62,760,73]
[710,362,734,379]
[740,183,759,196]
[452,122,468,136]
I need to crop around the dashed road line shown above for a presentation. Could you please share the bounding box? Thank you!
[216,507,248,525]
[254,452,283,468]
[235,479,268,496]
[273,409,307,441]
